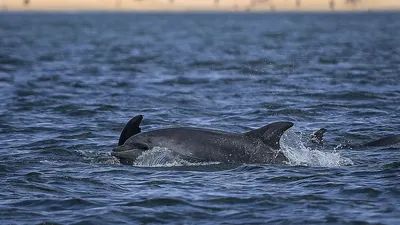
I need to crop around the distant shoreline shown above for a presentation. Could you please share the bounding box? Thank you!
[1,9,400,14]
[2,0,400,13]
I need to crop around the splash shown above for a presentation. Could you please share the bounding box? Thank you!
[133,147,220,167]
[280,128,353,167]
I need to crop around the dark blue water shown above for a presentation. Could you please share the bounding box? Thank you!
[1,12,399,224]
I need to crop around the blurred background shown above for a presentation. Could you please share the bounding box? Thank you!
[2,0,400,12]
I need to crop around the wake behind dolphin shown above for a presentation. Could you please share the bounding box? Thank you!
[112,115,293,165]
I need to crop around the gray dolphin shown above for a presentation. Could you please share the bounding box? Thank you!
[112,115,293,165]
[308,128,400,149]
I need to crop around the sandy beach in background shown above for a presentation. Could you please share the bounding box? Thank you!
[2,0,400,12]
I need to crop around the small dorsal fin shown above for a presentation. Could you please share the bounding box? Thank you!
[118,115,143,146]
[310,128,327,147]
[245,121,294,149]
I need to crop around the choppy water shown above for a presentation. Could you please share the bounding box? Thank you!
[1,12,399,224]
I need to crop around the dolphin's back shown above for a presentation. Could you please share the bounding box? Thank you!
[137,123,292,164]
[362,134,400,147]
[141,127,253,163]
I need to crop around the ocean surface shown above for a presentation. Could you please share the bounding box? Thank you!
[1,12,399,224]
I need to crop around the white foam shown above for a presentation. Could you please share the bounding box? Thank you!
[133,147,220,167]
[280,128,354,167]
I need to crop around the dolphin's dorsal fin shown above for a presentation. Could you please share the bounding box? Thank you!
[118,115,143,146]
[245,122,294,149]
[310,128,327,147]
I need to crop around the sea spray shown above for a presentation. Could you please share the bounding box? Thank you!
[280,128,353,167]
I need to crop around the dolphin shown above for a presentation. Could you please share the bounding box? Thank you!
[361,134,400,148]
[112,115,293,165]
[307,128,400,149]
